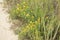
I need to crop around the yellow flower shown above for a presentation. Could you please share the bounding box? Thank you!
[17,7,20,10]
[45,16,48,19]
[37,17,40,23]
[26,26,30,29]
[23,2,26,4]
[23,2,28,5]
[46,17,48,19]
[32,23,35,27]
[17,4,20,6]
[29,24,31,26]
[31,11,33,12]
[30,21,33,24]
[26,14,30,17]
[32,16,34,18]
[23,5,26,8]
[35,21,38,24]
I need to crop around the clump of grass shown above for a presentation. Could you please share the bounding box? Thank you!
[9,0,60,40]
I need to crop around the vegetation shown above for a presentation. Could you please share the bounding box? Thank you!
[5,0,60,40]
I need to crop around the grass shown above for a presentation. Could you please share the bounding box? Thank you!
[6,0,60,40]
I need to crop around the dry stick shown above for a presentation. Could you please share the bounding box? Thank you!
[53,22,60,40]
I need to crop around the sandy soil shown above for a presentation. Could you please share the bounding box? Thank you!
[0,1,18,40]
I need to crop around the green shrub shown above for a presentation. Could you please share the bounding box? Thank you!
[9,0,60,40]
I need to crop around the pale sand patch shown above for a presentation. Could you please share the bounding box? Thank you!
[0,1,18,40]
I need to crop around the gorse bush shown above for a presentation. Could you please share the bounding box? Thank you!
[9,0,60,40]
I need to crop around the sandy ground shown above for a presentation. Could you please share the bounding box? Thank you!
[0,1,18,40]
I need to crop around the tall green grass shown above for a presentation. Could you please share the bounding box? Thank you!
[8,0,60,40]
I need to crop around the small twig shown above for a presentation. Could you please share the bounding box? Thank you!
[53,23,60,40]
